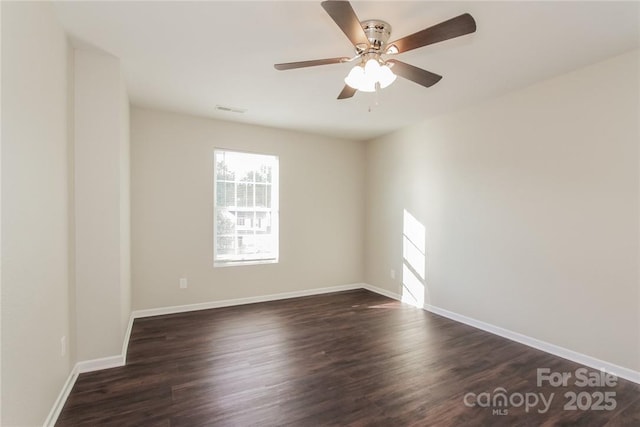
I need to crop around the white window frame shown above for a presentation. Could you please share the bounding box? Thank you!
[213,149,279,267]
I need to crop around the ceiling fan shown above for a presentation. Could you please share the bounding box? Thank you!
[274,1,476,99]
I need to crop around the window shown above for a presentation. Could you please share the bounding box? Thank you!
[214,149,279,266]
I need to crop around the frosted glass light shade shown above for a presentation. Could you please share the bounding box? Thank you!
[344,59,396,92]
[378,65,397,88]
[344,65,365,89]
[358,75,377,92]
[364,59,381,77]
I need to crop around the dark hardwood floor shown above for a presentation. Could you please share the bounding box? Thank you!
[57,289,640,426]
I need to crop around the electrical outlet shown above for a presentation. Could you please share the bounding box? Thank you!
[179,278,188,289]
[61,336,67,357]
[390,269,396,280]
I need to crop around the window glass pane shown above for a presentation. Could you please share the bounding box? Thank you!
[214,149,278,265]
[220,183,234,207]
[216,182,225,206]
[255,165,270,183]
[217,182,236,208]
[266,184,272,208]
[237,183,247,207]
[254,234,273,253]
[246,183,254,208]
[254,211,269,231]
[216,209,235,235]
[255,184,267,208]
[236,211,252,229]
[226,183,235,207]
[238,234,257,255]
[215,154,235,181]
[216,235,235,257]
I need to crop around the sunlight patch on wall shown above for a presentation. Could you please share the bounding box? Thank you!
[402,209,427,307]
[402,264,425,307]
[403,233,425,280]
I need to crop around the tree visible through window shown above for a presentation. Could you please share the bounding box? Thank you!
[214,150,279,265]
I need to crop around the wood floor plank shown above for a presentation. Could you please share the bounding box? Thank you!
[56,290,640,426]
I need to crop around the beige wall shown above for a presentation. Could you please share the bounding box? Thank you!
[66,28,77,371]
[131,108,365,310]
[120,85,131,342]
[365,50,640,371]
[1,2,72,425]
[74,49,131,361]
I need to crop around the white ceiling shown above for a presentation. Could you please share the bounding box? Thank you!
[53,1,639,141]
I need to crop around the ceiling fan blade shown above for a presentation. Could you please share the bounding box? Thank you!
[337,85,357,99]
[387,13,476,54]
[387,60,442,88]
[274,57,350,70]
[321,1,369,48]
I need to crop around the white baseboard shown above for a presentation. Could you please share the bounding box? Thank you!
[132,283,364,319]
[424,303,640,385]
[359,282,640,385]
[43,352,127,426]
[76,355,124,374]
[361,283,402,300]
[122,314,135,364]
[44,350,128,425]
[42,365,79,427]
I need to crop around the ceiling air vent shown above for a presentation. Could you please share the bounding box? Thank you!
[215,105,247,114]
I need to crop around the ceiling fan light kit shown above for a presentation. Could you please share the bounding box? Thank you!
[342,18,397,92]
[274,1,476,100]
[345,58,396,92]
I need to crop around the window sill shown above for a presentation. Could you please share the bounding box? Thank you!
[214,259,278,268]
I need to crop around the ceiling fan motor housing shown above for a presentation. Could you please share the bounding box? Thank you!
[360,20,391,52]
